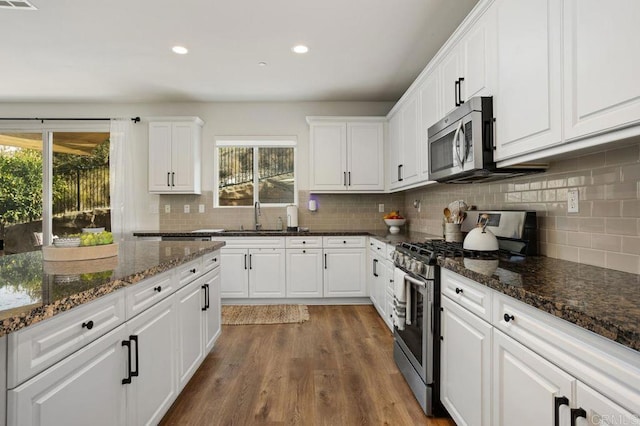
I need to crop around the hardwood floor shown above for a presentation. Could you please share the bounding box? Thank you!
[160,305,454,425]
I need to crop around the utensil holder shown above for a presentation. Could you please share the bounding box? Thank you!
[444,223,463,242]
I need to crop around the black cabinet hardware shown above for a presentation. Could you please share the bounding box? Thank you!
[458,77,464,105]
[343,171,347,186]
[190,268,196,274]
[122,340,132,384]
[504,313,515,323]
[81,320,94,330]
[130,335,139,377]
[167,172,170,187]
[324,253,327,269]
[302,241,306,244]
[212,257,217,262]
[302,250,306,254]
[373,258,378,277]
[249,254,252,269]
[202,284,210,311]
[570,408,586,426]
[244,254,247,270]
[554,396,569,426]
[171,172,175,187]
[455,288,463,294]
[455,79,460,107]
[343,240,346,244]
[348,171,351,186]
[153,286,162,292]
[398,164,404,182]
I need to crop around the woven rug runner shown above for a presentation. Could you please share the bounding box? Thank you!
[222,304,309,325]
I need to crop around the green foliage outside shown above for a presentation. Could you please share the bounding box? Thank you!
[0,140,110,235]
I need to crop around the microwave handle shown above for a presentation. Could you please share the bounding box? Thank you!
[453,121,464,167]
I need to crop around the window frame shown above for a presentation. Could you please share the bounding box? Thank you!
[214,136,298,208]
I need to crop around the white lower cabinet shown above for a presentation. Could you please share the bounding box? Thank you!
[492,329,573,426]
[441,269,640,425]
[126,295,178,426]
[7,252,222,426]
[286,248,323,298]
[8,324,128,426]
[323,248,366,297]
[248,248,286,298]
[219,248,250,298]
[440,295,492,426]
[367,238,394,330]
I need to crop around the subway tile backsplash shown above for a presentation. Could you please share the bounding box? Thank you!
[404,141,640,274]
[158,141,640,275]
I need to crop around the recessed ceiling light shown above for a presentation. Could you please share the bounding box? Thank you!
[172,46,188,55]
[258,61,267,67]
[292,45,309,54]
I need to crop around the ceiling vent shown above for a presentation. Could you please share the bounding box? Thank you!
[0,0,37,9]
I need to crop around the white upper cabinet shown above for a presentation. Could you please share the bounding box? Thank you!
[493,0,563,162]
[148,117,203,194]
[388,93,421,190]
[562,0,640,142]
[308,118,384,192]
[440,6,497,117]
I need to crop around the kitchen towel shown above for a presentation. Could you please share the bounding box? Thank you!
[286,204,298,229]
[393,268,410,330]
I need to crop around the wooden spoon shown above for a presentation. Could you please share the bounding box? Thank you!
[443,207,451,223]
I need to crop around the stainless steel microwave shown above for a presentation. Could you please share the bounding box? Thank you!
[427,97,543,183]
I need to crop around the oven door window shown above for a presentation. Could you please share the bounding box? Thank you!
[397,283,425,365]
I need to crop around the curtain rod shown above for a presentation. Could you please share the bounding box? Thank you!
[0,117,141,123]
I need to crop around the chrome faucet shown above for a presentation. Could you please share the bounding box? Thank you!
[254,201,262,230]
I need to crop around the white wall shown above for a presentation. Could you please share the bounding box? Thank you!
[0,101,393,230]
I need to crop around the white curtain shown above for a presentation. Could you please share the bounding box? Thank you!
[110,119,136,242]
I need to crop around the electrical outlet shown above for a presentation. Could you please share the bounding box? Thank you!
[198,204,205,213]
[164,204,171,214]
[184,204,190,214]
[568,189,579,213]
[378,204,385,213]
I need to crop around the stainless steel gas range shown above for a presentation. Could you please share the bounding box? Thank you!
[391,210,537,416]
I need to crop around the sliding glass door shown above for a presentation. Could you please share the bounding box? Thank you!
[0,127,110,254]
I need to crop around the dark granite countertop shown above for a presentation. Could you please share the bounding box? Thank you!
[0,241,224,337]
[439,256,640,352]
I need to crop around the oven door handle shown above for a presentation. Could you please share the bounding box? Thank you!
[404,274,426,288]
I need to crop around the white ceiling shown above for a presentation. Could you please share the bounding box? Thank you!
[0,0,479,103]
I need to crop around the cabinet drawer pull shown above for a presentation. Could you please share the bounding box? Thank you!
[201,284,210,311]
[554,396,569,426]
[570,408,586,426]
[190,268,197,274]
[302,249,306,254]
[244,254,247,270]
[212,257,217,262]
[81,320,94,330]
[302,240,306,244]
[504,313,515,323]
[343,240,346,244]
[455,287,463,294]
[324,253,327,269]
[153,286,162,292]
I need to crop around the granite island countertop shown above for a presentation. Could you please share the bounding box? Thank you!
[439,256,640,352]
[0,240,224,337]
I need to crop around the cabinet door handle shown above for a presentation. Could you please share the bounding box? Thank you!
[81,320,94,330]
[249,254,252,269]
[348,171,351,186]
[343,171,347,186]
[554,396,569,426]
[570,408,586,426]
[458,77,465,105]
[202,284,209,311]
[167,172,171,187]
[130,335,139,378]
[504,313,515,323]
[122,339,132,384]
[398,164,404,182]
[324,253,327,269]
[373,258,378,277]
[454,79,460,107]
[244,254,247,270]
[171,172,175,187]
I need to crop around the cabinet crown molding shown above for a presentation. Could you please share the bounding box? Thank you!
[143,116,204,126]
[306,116,385,125]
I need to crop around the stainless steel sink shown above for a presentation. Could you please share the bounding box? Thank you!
[221,229,285,234]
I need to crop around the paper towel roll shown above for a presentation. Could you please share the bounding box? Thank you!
[286,205,298,230]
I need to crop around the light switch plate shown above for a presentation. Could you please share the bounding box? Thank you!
[164,204,171,214]
[378,204,385,213]
[568,189,579,213]
[184,204,190,214]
